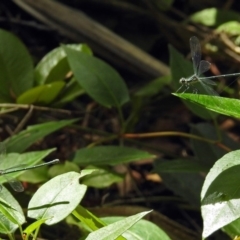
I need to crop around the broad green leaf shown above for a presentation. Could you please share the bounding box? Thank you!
[217,21,240,35]
[73,146,156,166]
[190,123,239,168]
[102,217,171,240]
[4,119,78,153]
[0,149,55,185]
[154,159,208,173]
[64,46,130,108]
[190,8,240,27]
[134,75,171,98]
[35,44,92,85]
[169,45,217,119]
[0,187,25,234]
[0,29,34,101]
[17,81,65,104]
[81,166,124,188]
[159,172,203,207]
[28,171,90,225]
[201,150,240,237]
[174,93,240,118]
[86,210,152,240]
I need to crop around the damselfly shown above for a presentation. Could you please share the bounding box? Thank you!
[177,36,240,96]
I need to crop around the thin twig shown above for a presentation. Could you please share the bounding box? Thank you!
[13,105,34,134]
[0,103,72,115]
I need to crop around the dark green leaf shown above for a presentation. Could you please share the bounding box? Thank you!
[73,146,156,166]
[4,119,78,153]
[159,172,203,206]
[134,76,171,98]
[0,29,34,100]
[190,123,239,168]
[154,159,208,173]
[64,46,130,108]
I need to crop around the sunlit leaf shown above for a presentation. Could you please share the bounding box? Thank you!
[201,150,240,237]
[86,210,152,240]
[28,171,92,225]
[174,93,240,118]
[0,187,25,234]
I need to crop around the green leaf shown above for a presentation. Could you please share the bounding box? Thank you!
[0,149,55,185]
[72,146,156,166]
[72,205,107,231]
[86,210,152,240]
[81,166,124,188]
[52,78,85,106]
[4,119,78,153]
[18,165,51,184]
[201,150,240,237]
[17,81,65,104]
[35,44,92,85]
[190,123,239,168]
[169,45,217,119]
[153,0,174,11]
[63,46,130,108]
[222,218,240,238]
[154,159,208,173]
[134,75,171,98]
[174,93,240,118]
[190,8,240,27]
[28,171,90,225]
[23,219,47,237]
[159,172,203,207]
[102,217,171,240]
[48,161,80,177]
[0,187,25,234]
[0,29,34,101]
[217,21,240,35]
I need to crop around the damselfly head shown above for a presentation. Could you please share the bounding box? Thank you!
[179,78,186,84]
